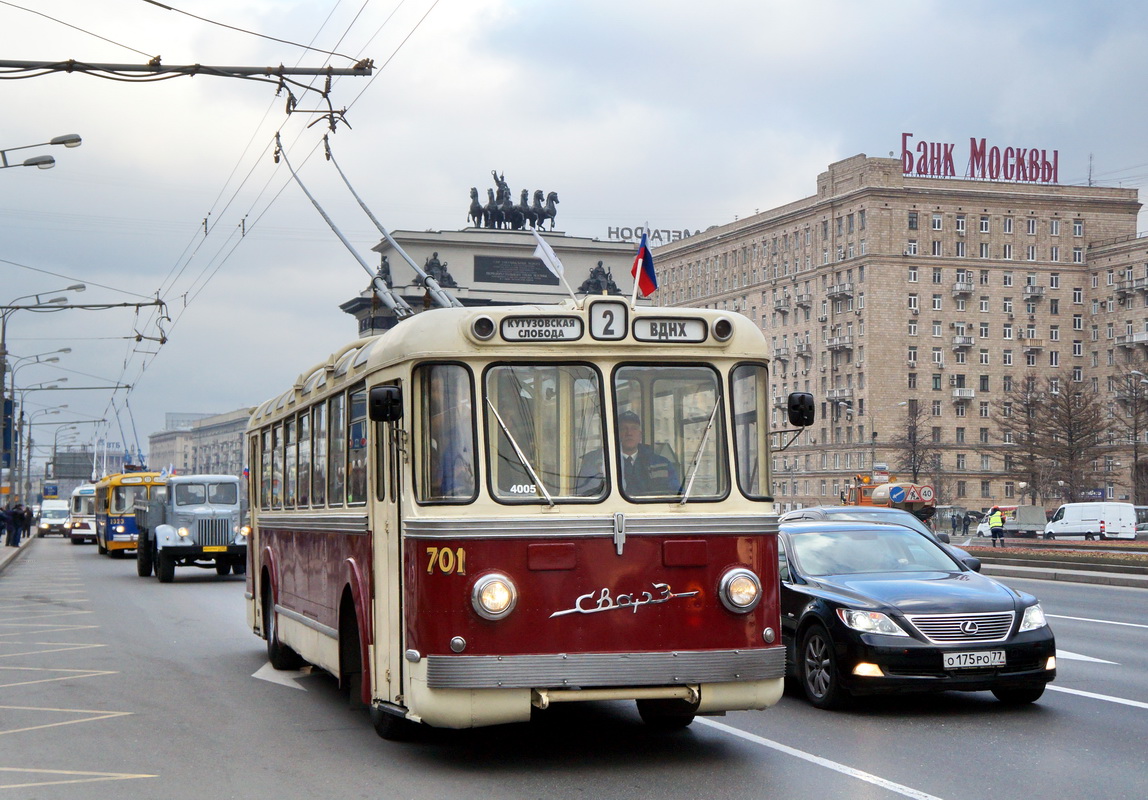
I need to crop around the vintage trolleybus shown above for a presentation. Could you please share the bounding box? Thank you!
[245,299,813,737]
[94,471,166,556]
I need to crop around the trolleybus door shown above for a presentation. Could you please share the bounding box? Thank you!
[372,381,404,706]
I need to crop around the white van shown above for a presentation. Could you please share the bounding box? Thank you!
[1044,501,1137,540]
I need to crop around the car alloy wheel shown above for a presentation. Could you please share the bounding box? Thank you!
[800,624,849,709]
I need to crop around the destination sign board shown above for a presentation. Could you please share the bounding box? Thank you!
[632,318,707,343]
[500,315,584,342]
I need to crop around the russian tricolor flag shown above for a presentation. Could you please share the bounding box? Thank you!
[630,232,658,298]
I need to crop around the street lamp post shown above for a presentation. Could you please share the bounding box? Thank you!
[12,383,66,502]
[23,406,66,501]
[1,288,85,494]
[0,134,82,171]
[50,425,79,479]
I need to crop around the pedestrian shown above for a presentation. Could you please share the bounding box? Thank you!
[989,506,1005,548]
[951,513,959,536]
[0,504,11,546]
[961,512,970,536]
[5,503,24,547]
[21,504,33,542]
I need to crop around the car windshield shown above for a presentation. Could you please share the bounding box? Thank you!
[788,528,960,577]
[823,509,935,538]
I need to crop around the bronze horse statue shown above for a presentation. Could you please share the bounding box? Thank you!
[533,190,559,230]
[467,187,485,227]
[484,188,504,229]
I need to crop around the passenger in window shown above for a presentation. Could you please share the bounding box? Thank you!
[427,379,474,499]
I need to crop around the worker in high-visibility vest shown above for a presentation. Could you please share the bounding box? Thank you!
[988,506,1005,548]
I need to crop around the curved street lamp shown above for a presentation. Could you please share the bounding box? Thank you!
[0,134,82,171]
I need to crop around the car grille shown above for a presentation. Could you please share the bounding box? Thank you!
[904,611,1015,644]
[196,518,232,547]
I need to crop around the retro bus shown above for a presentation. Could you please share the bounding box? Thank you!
[94,471,166,556]
[245,299,813,738]
[66,483,97,544]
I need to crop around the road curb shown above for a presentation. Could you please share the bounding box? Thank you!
[981,562,1148,589]
[0,535,35,576]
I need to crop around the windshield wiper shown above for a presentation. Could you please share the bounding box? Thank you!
[679,394,721,505]
[485,398,554,507]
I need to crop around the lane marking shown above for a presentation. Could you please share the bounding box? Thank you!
[0,705,133,736]
[1056,649,1117,664]
[0,666,117,689]
[1047,685,1148,710]
[252,661,311,690]
[1047,613,1148,630]
[696,718,945,800]
[0,643,105,659]
[0,767,155,789]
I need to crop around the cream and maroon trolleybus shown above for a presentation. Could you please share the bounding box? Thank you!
[245,298,813,738]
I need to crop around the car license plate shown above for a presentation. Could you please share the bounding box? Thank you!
[203,546,228,553]
[944,650,1005,669]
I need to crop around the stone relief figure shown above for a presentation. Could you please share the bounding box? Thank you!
[424,251,458,288]
[577,260,621,294]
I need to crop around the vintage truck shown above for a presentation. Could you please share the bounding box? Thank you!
[136,474,248,583]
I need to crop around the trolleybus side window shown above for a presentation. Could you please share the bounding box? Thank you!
[312,400,328,506]
[285,417,298,508]
[731,363,772,500]
[298,411,311,507]
[271,423,284,509]
[348,385,368,505]
[613,365,728,501]
[416,363,477,503]
[329,392,346,506]
[485,363,605,503]
[260,430,272,509]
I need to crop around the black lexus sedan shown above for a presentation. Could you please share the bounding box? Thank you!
[779,520,1056,709]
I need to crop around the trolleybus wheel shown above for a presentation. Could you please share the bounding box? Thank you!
[136,539,153,578]
[157,552,175,583]
[97,540,107,555]
[215,562,231,576]
[370,706,416,741]
[636,697,697,730]
[263,585,304,670]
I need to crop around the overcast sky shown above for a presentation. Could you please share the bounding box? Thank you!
[2,0,1146,468]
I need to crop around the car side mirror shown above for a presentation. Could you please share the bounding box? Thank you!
[937,532,951,544]
[963,556,982,573]
[368,385,403,422]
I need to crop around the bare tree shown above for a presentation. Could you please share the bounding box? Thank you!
[887,400,945,485]
[1109,363,1148,504]
[986,372,1047,503]
[1037,371,1108,502]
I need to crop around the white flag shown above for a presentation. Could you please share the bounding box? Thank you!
[531,229,564,278]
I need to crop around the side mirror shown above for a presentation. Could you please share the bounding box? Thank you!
[368,385,403,422]
[787,391,815,427]
[963,556,982,573]
[936,532,951,543]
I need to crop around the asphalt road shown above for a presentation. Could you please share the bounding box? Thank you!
[3,537,1148,799]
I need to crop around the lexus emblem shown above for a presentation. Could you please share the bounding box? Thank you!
[960,620,980,635]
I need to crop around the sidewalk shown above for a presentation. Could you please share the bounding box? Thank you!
[980,560,1148,589]
[0,534,34,576]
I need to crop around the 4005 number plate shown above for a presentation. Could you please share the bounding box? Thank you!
[943,650,1005,669]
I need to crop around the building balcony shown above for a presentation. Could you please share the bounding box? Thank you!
[952,388,976,401]
[794,293,813,308]
[951,281,974,296]
[1116,278,1146,297]
[1115,331,1148,348]
[826,335,854,351]
[1021,337,1045,351]
[772,347,791,360]
[773,297,791,312]
[1023,285,1045,299]
[826,388,854,401]
[795,342,813,357]
[826,282,854,299]
[772,396,788,409]
[951,335,975,349]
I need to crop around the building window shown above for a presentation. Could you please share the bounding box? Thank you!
[956,214,966,233]
[1003,244,1013,260]
[1050,219,1060,236]
[980,350,990,365]
[979,402,990,418]
[1004,217,1014,234]
[1050,245,1060,262]
[956,453,967,469]
[932,213,943,231]
[979,322,990,338]
[957,481,967,498]
[979,242,990,258]
[907,240,919,256]
[1073,287,1083,304]
[979,374,990,392]
[908,266,918,282]
[1026,218,1037,235]
[981,481,991,498]
[1003,349,1013,365]
[908,373,917,389]
[955,241,966,257]
[908,294,919,310]
[1073,219,1084,236]
[1002,272,1013,287]
[1073,247,1084,263]
[980,215,990,233]
[909,320,918,336]
[932,240,943,256]
[908,211,918,230]
[932,294,943,311]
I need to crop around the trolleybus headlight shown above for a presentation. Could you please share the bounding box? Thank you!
[712,317,734,341]
[177,527,190,538]
[471,316,496,341]
[719,567,762,613]
[471,573,517,620]
[114,524,125,534]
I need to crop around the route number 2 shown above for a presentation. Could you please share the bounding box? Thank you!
[426,546,467,575]
[590,301,627,340]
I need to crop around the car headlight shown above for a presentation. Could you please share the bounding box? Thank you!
[177,527,190,538]
[837,608,909,636]
[1019,603,1047,632]
[39,522,49,529]
[719,567,762,613]
[471,573,517,620]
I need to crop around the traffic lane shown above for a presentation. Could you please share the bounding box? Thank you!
[9,541,942,800]
[996,577,1148,703]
